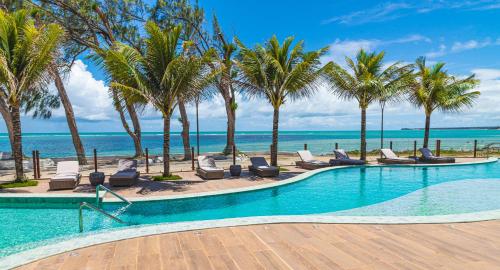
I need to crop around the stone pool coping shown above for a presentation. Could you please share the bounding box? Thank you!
[0,158,498,269]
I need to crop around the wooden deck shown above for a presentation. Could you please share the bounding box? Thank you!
[16,220,500,270]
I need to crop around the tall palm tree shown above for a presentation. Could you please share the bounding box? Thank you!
[102,22,216,176]
[327,49,412,160]
[409,57,480,148]
[236,36,331,166]
[0,9,63,180]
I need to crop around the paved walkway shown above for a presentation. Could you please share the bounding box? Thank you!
[16,220,500,270]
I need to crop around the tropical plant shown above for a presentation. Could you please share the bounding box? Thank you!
[102,23,216,176]
[327,49,413,160]
[0,9,63,180]
[35,0,147,157]
[236,36,331,166]
[151,1,239,156]
[409,57,480,148]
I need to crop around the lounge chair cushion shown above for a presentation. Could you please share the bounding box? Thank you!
[419,148,455,163]
[381,149,399,159]
[297,150,315,162]
[56,161,79,174]
[200,166,223,172]
[197,156,217,168]
[117,159,137,171]
[250,157,270,167]
[334,149,350,160]
[51,173,78,181]
[111,170,137,180]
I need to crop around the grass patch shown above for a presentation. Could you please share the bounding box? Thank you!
[152,174,182,181]
[279,167,289,172]
[0,180,38,189]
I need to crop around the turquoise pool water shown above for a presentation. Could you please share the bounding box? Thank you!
[0,161,499,257]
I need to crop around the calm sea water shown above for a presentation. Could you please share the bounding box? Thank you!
[0,130,498,158]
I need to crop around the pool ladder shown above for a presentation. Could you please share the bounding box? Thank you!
[79,185,132,232]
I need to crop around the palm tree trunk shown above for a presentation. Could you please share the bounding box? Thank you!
[222,89,236,155]
[178,101,191,160]
[10,106,24,181]
[223,103,236,155]
[0,101,14,151]
[423,114,431,148]
[360,107,367,161]
[51,68,87,165]
[163,115,171,177]
[112,90,143,157]
[271,107,280,166]
[126,104,143,157]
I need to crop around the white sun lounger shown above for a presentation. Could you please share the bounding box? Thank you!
[297,150,330,170]
[49,161,81,190]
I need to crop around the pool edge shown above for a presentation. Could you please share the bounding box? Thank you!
[1,209,500,270]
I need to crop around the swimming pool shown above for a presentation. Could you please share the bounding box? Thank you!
[1,160,499,259]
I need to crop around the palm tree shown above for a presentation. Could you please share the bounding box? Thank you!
[327,49,412,160]
[102,22,216,176]
[409,57,480,148]
[0,9,63,180]
[236,36,331,166]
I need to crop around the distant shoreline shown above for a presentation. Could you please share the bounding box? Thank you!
[402,127,500,130]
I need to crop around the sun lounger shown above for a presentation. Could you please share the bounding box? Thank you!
[196,156,224,180]
[248,157,279,177]
[297,150,330,170]
[49,161,81,190]
[109,159,140,187]
[419,148,455,164]
[378,149,416,164]
[330,149,365,166]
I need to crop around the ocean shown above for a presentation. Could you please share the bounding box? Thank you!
[0,130,499,158]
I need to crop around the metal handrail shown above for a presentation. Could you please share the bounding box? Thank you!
[79,202,124,232]
[96,184,131,207]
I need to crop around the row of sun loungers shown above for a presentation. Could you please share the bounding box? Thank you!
[196,156,280,179]
[49,159,140,190]
[49,147,456,189]
[49,156,279,190]
[297,147,456,170]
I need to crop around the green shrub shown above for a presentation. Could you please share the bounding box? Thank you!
[0,180,38,189]
[152,175,182,181]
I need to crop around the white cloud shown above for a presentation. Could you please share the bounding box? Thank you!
[425,44,447,58]
[52,60,113,121]
[323,34,430,64]
[323,0,500,25]
[426,38,500,58]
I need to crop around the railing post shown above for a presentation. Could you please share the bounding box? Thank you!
[232,145,237,166]
[413,140,417,157]
[79,203,84,233]
[389,141,393,150]
[35,150,40,179]
[304,143,307,150]
[191,147,195,171]
[32,151,37,179]
[96,185,100,206]
[473,140,477,158]
[335,143,338,150]
[436,140,441,157]
[145,148,149,174]
[93,149,98,173]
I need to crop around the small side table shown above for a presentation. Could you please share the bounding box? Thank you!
[229,165,242,177]
[89,172,105,186]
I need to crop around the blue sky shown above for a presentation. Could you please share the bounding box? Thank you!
[8,0,500,133]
